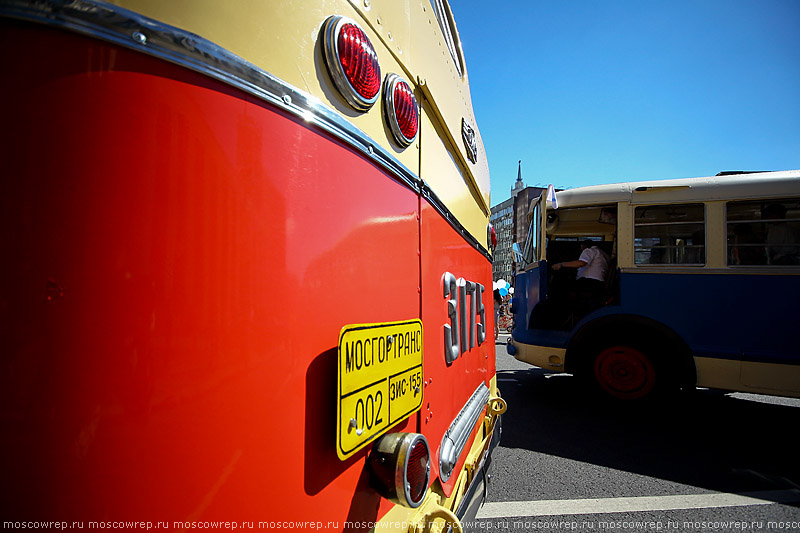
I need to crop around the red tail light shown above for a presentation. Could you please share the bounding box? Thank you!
[384,74,419,147]
[322,16,381,111]
[405,437,429,504]
[368,432,431,508]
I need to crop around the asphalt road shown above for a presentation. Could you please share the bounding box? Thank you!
[472,335,800,533]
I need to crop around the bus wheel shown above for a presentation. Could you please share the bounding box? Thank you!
[592,344,657,400]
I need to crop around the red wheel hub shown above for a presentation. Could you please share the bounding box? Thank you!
[594,346,656,400]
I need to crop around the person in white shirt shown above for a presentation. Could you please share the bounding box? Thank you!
[552,240,611,306]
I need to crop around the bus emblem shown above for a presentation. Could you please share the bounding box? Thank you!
[461,118,478,164]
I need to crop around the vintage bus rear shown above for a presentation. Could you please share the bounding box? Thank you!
[0,0,503,530]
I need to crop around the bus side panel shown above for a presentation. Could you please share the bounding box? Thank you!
[0,23,421,523]
[419,201,494,497]
[618,271,800,395]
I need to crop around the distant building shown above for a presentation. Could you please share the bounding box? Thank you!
[490,197,514,283]
[491,161,545,284]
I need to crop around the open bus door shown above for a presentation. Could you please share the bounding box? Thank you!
[509,190,548,340]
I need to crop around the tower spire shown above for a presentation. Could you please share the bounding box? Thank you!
[512,160,524,197]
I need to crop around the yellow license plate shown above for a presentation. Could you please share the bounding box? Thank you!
[337,319,423,460]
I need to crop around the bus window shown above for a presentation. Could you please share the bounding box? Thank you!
[727,197,800,266]
[430,0,464,77]
[634,204,705,265]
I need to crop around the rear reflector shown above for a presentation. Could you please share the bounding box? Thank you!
[384,73,419,147]
[321,15,381,111]
[368,432,430,508]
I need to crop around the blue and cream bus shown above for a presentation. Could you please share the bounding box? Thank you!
[507,170,800,400]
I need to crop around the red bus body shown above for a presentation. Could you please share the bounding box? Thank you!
[1,1,501,530]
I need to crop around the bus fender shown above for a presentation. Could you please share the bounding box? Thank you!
[565,313,697,389]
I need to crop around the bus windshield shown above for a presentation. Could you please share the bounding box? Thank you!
[520,195,541,269]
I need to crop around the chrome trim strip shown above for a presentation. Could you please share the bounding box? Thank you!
[0,0,491,261]
[439,382,490,482]
[455,408,501,523]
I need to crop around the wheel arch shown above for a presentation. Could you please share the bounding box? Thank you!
[564,313,697,388]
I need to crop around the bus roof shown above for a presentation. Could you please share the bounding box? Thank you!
[554,170,800,208]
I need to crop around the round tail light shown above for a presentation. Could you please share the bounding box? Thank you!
[321,16,381,111]
[368,432,431,508]
[384,74,419,147]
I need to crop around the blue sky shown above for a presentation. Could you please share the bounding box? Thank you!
[450,0,800,206]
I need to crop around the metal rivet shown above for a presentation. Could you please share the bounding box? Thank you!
[132,31,146,44]
[282,94,292,105]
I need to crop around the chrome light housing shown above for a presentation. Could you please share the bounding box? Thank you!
[321,15,381,111]
[368,432,430,508]
[383,73,419,147]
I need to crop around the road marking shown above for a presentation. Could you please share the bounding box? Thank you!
[476,489,800,519]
